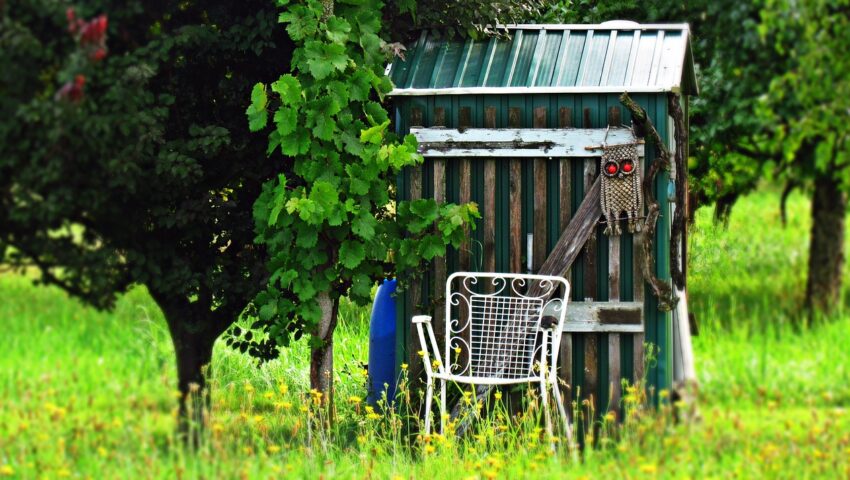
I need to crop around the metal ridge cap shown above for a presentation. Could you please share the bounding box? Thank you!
[492,23,691,31]
[388,85,680,96]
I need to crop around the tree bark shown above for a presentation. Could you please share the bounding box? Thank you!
[805,172,847,315]
[310,291,339,420]
[171,328,216,441]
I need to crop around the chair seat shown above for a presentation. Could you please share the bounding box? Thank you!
[431,372,542,385]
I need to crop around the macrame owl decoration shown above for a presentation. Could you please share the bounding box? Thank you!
[600,143,643,236]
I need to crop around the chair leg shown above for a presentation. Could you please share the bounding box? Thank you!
[439,379,447,435]
[423,380,434,435]
[540,378,554,452]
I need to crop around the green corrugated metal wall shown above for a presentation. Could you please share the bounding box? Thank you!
[394,93,673,413]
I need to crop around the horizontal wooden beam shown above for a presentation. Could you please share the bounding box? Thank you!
[411,127,643,158]
[545,301,645,333]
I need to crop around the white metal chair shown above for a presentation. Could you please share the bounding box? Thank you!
[412,272,573,446]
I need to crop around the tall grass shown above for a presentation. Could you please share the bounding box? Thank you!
[0,188,849,478]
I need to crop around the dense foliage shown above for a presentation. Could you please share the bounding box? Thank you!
[241,0,478,396]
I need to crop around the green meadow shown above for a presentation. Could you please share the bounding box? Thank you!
[1,188,849,479]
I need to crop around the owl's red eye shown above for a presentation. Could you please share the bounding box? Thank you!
[622,160,634,173]
[606,163,618,175]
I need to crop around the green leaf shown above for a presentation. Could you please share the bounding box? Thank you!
[339,240,366,269]
[271,75,302,106]
[304,41,349,80]
[281,127,311,156]
[360,120,389,145]
[350,273,372,301]
[325,17,352,44]
[348,70,372,101]
[273,107,298,136]
[420,235,446,260]
[246,83,268,132]
[352,211,377,240]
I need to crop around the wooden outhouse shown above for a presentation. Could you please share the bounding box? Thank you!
[387,22,698,411]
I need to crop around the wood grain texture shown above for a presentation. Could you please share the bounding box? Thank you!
[433,107,446,128]
[509,107,522,273]
[483,106,497,281]
[559,107,573,128]
[584,333,598,409]
[485,106,497,129]
[531,177,601,296]
[483,160,496,273]
[560,333,573,401]
[409,166,424,381]
[634,332,645,384]
[532,107,547,273]
[608,106,622,127]
[583,159,598,301]
[433,159,447,341]
[458,112,472,271]
[609,237,621,301]
[411,107,424,127]
[509,160,522,273]
[533,160,547,272]
[608,333,621,414]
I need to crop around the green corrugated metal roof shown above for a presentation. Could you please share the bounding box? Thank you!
[388,22,698,96]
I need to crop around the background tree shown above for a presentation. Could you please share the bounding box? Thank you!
[758,0,850,314]
[0,0,292,431]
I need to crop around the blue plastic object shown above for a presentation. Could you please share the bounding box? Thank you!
[367,278,397,406]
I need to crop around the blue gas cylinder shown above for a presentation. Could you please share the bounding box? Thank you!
[367,278,397,406]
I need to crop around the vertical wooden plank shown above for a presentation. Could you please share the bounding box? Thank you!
[411,107,424,127]
[532,107,547,273]
[558,107,572,282]
[609,240,621,301]
[608,334,621,413]
[560,333,573,404]
[408,165,424,381]
[458,106,472,132]
[484,106,497,129]
[509,107,522,273]
[634,333,645,384]
[584,335,599,410]
[608,105,622,127]
[559,106,573,129]
[581,107,598,411]
[433,160,447,345]
[433,107,445,129]
[458,107,473,271]
[483,107,497,276]
[583,159,598,300]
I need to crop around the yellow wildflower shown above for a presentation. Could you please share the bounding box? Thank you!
[424,445,436,454]
[263,391,275,399]
[400,363,409,370]
[97,447,108,458]
[494,391,502,400]
[267,445,282,454]
[253,415,264,423]
[417,350,426,358]
[244,383,255,393]
[278,383,289,395]
[639,464,658,474]
[0,465,14,477]
[367,413,381,420]
[348,395,362,404]
[357,435,368,444]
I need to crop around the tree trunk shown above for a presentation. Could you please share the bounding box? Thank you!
[169,325,217,445]
[805,172,847,316]
[310,291,338,419]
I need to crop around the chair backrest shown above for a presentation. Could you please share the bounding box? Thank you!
[444,272,570,383]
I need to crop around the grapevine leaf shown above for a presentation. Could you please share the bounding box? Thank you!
[246,83,268,132]
[339,240,365,269]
